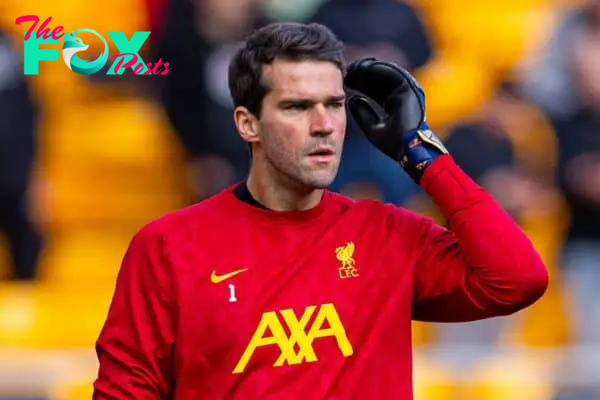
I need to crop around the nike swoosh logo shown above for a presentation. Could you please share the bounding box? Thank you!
[210,268,248,284]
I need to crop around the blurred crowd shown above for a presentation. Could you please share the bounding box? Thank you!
[1,0,600,399]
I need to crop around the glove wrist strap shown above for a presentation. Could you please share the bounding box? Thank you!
[400,125,449,183]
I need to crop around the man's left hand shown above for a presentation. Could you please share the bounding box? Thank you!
[344,57,448,183]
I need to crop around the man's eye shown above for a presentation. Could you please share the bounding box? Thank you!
[287,104,307,111]
[329,101,344,109]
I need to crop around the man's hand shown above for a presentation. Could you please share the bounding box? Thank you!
[344,58,448,183]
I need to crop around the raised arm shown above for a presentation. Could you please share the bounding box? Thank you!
[343,58,548,322]
[407,155,548,322]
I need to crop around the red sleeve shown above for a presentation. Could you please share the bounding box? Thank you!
[409,155,549,322]
[93,223,176,399]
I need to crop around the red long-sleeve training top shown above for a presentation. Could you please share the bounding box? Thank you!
[93,155,548,399]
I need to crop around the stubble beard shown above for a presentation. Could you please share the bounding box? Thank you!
[291,153,341,190]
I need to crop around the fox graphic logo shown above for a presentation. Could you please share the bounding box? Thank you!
[61,30,108,75]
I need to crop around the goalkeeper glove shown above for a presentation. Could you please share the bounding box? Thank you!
[344,58,448,183]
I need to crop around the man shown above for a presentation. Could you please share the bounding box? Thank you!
[93,22,548,399]
[0,28,43,281]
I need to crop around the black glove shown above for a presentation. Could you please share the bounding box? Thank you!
[344,58,448,183]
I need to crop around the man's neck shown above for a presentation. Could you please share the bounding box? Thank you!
[246,170,324,212]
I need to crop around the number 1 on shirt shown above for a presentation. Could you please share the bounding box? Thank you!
[228,284,237,303]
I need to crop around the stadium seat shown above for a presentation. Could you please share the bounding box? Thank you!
[415,49,497,129]
[413,352,457,400]
[464,350,558,400]
[0,280,113,348]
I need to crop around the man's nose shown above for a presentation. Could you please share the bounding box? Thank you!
[310,107,334,136]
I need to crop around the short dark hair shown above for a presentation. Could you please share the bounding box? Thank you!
[228,22,345,117]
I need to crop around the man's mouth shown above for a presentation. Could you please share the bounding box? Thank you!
[307,147,336,165]
[308,148,335,157]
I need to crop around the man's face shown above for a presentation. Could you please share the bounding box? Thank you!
[256,59,347,189]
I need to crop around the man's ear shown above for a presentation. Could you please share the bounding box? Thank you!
[234,106,260,145]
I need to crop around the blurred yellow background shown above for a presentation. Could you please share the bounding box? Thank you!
[0,0,599,399]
